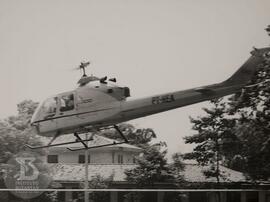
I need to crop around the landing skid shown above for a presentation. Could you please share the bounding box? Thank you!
[25,125,128,151]
[67,125,129,151]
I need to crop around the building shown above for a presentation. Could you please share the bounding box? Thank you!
[41,134,270,202]
[43,134,141,165]
[42,134,142,202]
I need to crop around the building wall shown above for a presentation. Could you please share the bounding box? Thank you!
[46,148,138,164]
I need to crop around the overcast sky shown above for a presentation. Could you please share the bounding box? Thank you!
[0,0,269,156]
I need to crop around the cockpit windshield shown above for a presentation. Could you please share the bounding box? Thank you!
[43,97,57,114]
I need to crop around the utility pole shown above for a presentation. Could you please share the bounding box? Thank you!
[84,133,89,202]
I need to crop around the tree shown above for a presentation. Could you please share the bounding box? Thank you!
[184,99,237,183]
[77,174,113,202]
[5,100,38,131]
[0,100,41,163]
[124,144,180,202]
[225,49,270,179]
[88,174,112,202]
[125,144,175,187]
[170,152,185,176]
[100,123,156,148]
[224,30,270,179]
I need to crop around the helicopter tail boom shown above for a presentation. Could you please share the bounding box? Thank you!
[119,47,270,121]
[120,84,239,121]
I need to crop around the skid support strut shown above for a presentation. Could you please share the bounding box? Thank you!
[25,133,93,149]
[67,125,129,151]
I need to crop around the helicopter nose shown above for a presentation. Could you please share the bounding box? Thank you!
[31,122,40,134]
[30,118,39,127]
[30,121,36,126]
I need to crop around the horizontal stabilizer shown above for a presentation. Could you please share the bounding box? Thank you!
[244,79,270,88]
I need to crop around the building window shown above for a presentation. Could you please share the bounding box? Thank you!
[47,155,58,163]
[118,154,123,164]
[78,155,90,164]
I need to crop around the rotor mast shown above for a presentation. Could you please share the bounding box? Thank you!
[79,61,90,77]
[76,61,101,86]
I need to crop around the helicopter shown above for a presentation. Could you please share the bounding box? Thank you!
[28,47,270,151]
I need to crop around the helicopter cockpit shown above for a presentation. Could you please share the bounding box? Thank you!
[32,93,76,121]
[31,61,131,124]
[44,95,74,112]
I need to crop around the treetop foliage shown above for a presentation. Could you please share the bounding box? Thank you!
[125,145,176,187]
[0,100,40,163]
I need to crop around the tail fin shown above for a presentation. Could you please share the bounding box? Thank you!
[222,47,270,86]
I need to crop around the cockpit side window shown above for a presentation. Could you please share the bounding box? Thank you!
[43,97,57,115]
[60,94,74,112]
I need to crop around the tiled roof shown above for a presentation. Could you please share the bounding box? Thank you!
[183,164,246,183]
[40,134,142,151]
[49,163,246,183]
[49,164,136,182]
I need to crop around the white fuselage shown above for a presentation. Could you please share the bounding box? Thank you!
[31,82,243,137]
